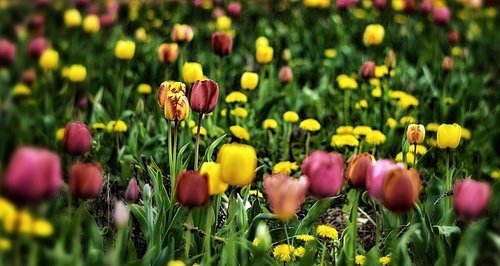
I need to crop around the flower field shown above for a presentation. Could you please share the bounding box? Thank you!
[1,0,500,265]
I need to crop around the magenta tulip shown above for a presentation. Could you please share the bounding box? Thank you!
[27,37,49,59]
[63,121,93,156]
[189,79,220,114]
[302,150,344,198]
[227,2,242,16]
[125,178,139,203]
[366,159,404,200]
[433,7,451,25]
[453,180,491,220]
[0,40,16,67]
[419,0,432,14]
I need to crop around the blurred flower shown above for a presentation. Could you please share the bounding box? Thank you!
[114,40,136,60]
[400,116,415,124]
[39,49,59,70]
[375,65,389,78]
[302,151,344,198]
[283,111,299,123]
[415,145,427,155]
[256,45,274,64]
[168,261,186,266]
[125,178,139,203]
[176,171,209,207]
[230,107,248,118]
[273,244,295,263]
[447,31,460,45]
[299,119,321,132]
[273,161,299,175]
[64,9,82,28]
[182,62,204,83]
[263,119,278,130]
[433,7,451,25]
[137,83,152,94]
[437,123,461,149]
[296,234,315,242]
[264,174,309,220]
[63,121,92,156]
[355,255,366,265]
[164,93,190,121]
[158,43,179,63]
[216,15,231,31]
[353,125,372,137]
[324,48,337,58]
[217,143,257,186]
[337,74,358,89]
[360,61,376,79]
[227,2,242,16]
[190,79,219,114]
[442,56,453,72]
[83,14,100,33]
[191,126,207,136]
[363,24,385,46]
[282,49,292,61]
[279,66,294,83]
[200,162,228,195]
[387,118,397,128]
[453,179,491,220]
[383,168,421,212]
[171,24,194,43]
[114,200,129,228]
[374,0,388,9]
[241,72,259,90]
[346,153,373,188]
[225,91,248,103]
[331,134,360,148]
[157,81,186,107]
[55,128,65,141]
[255,36,269,48]
[405,124,424,145]
[367,159,404,200]
[229,125,250,140]
[21,69,37,86]
[135,27,149,42]
[385,49,397,70]
[32,219,54,237]
[92,123,106,130]
[337,0,359,9]
[379,256,391,265]
[490,170,500,179]
[27,37,48,59]
[70,162,103,199]
[3,147,62,204]
[395,152,415,165]
[461,127,471,140]
[114,120,128,132]
[0,239,11,250]
[366,130,386,145]
[68,64,87,82]
[12,83,31,96]
[316,224,338,239]
[426,122,440,132]
[211,32,233,57]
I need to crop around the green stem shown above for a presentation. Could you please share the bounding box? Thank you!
[173,121,179,176]
[287,123,293,161]
[380,79,385,130]
[168,122,175,198]
[305,132,311,156]
[413,144,417,168]
[351,189,359,262]
[194,113,203,171]
[375,202,383,249]
[184,210,193,260]
[320,242,327,266]
[344,90,350,124]
[445,149,451,211]
[284,222,291,246]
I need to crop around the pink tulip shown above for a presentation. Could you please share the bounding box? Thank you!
[360,61,376,80]
[279,66,294,84]
[212,7,226,19]
[27,37,48,59]
[125,178,139,203]
[227,2,242,16]
[63,121,93,156]
[373,0,387,10]
[366,159,404,200]
[453,180,491,220]
[419,0,433,14]
[302,150,344,198]
[337,0,359,9]
[0,40,16,67]
[433,7,451,25]
[264,174,309,221]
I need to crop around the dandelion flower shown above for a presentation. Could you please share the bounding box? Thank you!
[355,255,366,265]
[230,107,248,118]
[316,224,338,240]
[273,161,299,175]
[263,119,278,130]
[366,130,386,145]
[229,125,250,140]
[379,256,391,265]
[283,111,299,123]
[295,234,315,242]
[273,244,294,263]
[299,119,321,132]
[225,91,247,103]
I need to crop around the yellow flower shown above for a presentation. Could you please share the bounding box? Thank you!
[316,225,338,239]
[353,126,372,137]
[273,244,295,262]
[427,138,437,147]
[299,119,321,132]
[353,8,367,19]
[400,116,415,124]
[255,36,269,48]
[444,97,454,105]
[295,234,315,242]
[392,0,404,10]
[182,62,204,83]
[220,108,227,117]
[200,162,228,195]
[461,127,471,140]
[355,99,368,109]
[0,238,11,251]
[135,27,149,42]
[230,107,248,118]
[273,161,299,175]
[163,93,190,121]
[379,256,391,265]
[331,134,359,148]
[263,119,278,130]
[217,143,257,186]
[114,40,136,60]
[56,128,65,141]
[64,9,81,28]
[283,111,299,123]
[83,14,100,33]
[229,125,250,140]
[216,15,231,31]
[398,94,419,109]
[387,118,397,129]
[389,90,406,99]
[394,14,407,24]
[68,64,86,82]
[369,78,380,87]
[324,48,337,58]
[171,24,194,43]
[293,246,305,257]
[355,255,366,265]
[337,74,358,90]
[137,83,152,94]
[363,24,385,46]
[395,152,415,165]
[451,46,462,57]
[336,126,354,135]
[426,123,440,132]
[39,49,59,70]
[0,198,16,220]
[191,126,207,136]
[225,91,248,103]
[252,237,260,247]
[490,170,500,179]
[437,123,461,149]
[241,72,259,90]
[256,45,274,64]
[415,145,427,155]
[92,123,106,130]
[366,130,386,145]
[375,65,389,78]
[17,210,33,234]
[32,219,54,237]
[249,190,264,197]
[167,261,186,266]
[113,120,127,133]
[12,83,31,96]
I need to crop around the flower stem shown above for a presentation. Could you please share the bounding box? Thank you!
[413,144,417,168]
[184,210,193,260]
[445,149,451,210]
[168,122,175,197]
[344,90,350,124]
[305,132,311,156]
[194,113,203,171]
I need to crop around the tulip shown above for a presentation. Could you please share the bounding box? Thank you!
[217,143,257,186]
[211,32,233,57]
[182,62,204,83]
[346,153,373,188]
[200,162,228,195]
[419,0,432,14]
[256,45,273,64]
[3,147,62,204]
[437,123,461,149]
[227,2,242,16]
[302,150,344,198]
[175,171,209,207]
[278,66,293,84]
[171,24,194,43]
[68,64,87,82]
[64,9,82,28]
[0,39,16,67]
[373,0,388,9]
[27,15,46,35]
[363,24,385,46]
[403,0,415,12]
[114,40,136,60]
[263,174,309,221]
[21,69,37,86]
[189,79,219,114]
[447,31,459,45]
[63,121,92,156]
[216,16,232,31]
[158,43,179,63]
[433,7,451,25]
[125,178,139,203]
[453,180,491,220]
[442,56,453,72]
[39,49,58,70]
[114,200,129,228]
[100,14,116,29]
[164,92,190,121]
[385,49,397,70]
[336,0,359,9]
[69,162,103,199]
[157,81,186,107]
[383,168,421,212]
[212,7,226,19]
[366,159,404,200]
[407,124,425,144]
[360,61,376,79]
[27,37,48,59]
[241,72,259,90]
[83,14,100,33]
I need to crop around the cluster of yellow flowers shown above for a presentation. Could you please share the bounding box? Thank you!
[389,90,419,109]
[61,64,87,82]
[64,9,100,33]
[331,125,386,148]
[255,36,273,64]
[356,254,391,265]
[273,244,306,263]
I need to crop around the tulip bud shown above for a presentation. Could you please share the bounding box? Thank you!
[302,150,344,198]
[406,124,425,144]
[373,0,388,9]
[282,49,292,61]
[125,178,139,203]
[433,7,451,26]
[217,143,257,186]
[114,200,129,228]
[63,121,92,156]
[0,39,16,67]
[83,14,100,33]
[70,162,103,199]
[3,147,62,204]
[21,69,37,86]
[366,159,404,200]
[114,40,136,60]
[346,153,373,188]
[211,32,233,57]
[143,184,152,199]
[241,72,259,90]
[419,0,432,14]
[403,0,415,12]
[442,56,453,72]
[200,162,228,195]
[383,168,421,212]
[437,123,461,149]
[158,43,179,63]
[453,179,491,220]
[163,92,190,121]
[189,79,219,114]
[278,66,293,84]
[68,64,87,83]
[264,174,309,221]
[182,62,204,83]
[175,171,209,207]
[99,14,116,30]
[385,49,396,70]
[39,49,58,70]
[27,15,46,35]
[212,7,226,18]
[64,9,82,28]
[360,61,376,79]
[256,45,273,64]
[227,2,242,16]
[171,24,194,43]
[27,37,48,59]
[157,81,187,108]
[363,24,385,46]
[255,222,272,250]
[447,31,460,45]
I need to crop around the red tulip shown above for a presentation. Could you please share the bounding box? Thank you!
[453,180,491,220]
[3,147,62,204]
[366,159,404,200]
[211,32,233,57]
[0,39,16,67]
[302,150,344,198]
[21,69,37,86]
[189,79,220,114]
[360,61,376,80]
[175,171,209,207]
[264,174,309,221]
[125,178,139,203]
[433,7,451,25]
[278,66,293,84]
[403,0,416,12]
[383,168,421,212]
[346,153,373,188]
[447,31,460,45]
[70,162,103,199]
[27,37,48,59]
[63,121,92,156]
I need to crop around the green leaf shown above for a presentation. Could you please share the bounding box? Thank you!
[294,197,338,235]
[202,134,227,163]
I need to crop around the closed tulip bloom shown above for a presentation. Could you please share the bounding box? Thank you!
[447,31,460,45]
[442,56,453,72]
[27,14,46,34]
[453,179,491,220]
[114,40,136,60]
[373,0,388,9]
[3,147,62,204]
[256,45,273,64]
[278,66,293,83]
[21,69,37,86]
[189,79,219,114]
[360,61,376,79]
[70,162,103,199]
[171,24,194,43]
[366,159,404,200]
[407,124,425,144]
[125,178,139,203]
[363,24,385,46]
[433,7,451,25]
[383,168,421,212]
[437,123,461,149]
[182,62,204,83]
[200,162,228,195]
[27,37,48,60]
[175,171,209,207]
[114,200,129,228]
[83,14,100,33]
[68,64,87,82]
[241,72,259,90]
[63,121,92,156]
[99,14,116,29]
[227,2,242,16]
[158,43,179,63]
[264,174,309,221]
[346,153,374,188]
[419,0,432,14]
[157,81,187,108]
[64,9,82,28]
[211,32,233,57]
[385,49,397,70]
[217,143,257,186]
[39,49,59,70]
[302,151,344,198]
[164,92,190,121]
[0,40,16,67]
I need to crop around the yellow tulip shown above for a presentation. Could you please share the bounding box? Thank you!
[83,14,100,33]
[68,64,86,82]
[437,123,461,149]
[255,36,269,48]
[217,143,257,186]
[182,62,204,83]
[164,93,190,121]
[39,49,59,70]
[200,162,228,195]
[241,72,259,90]
[64,9,81,28]
[114,40,136,60]
[256,46,273,64]
[363,24,385,46]
[216,15,232,31]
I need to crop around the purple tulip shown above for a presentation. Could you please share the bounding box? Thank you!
[63,121,93,156]
[302,150,344,198]
[0,40,16,67]
[189,79,220,114]
[366,159,404,200]
[453,180,491,220]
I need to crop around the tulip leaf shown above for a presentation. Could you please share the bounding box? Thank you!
[294,197,338,235]
[202,134,227,163]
